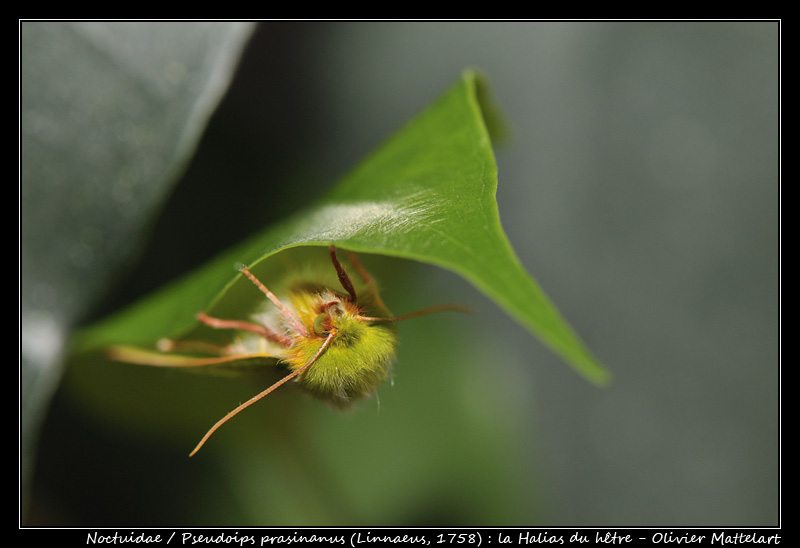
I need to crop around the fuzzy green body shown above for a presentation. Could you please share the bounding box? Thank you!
[282,283,397,407]
[108,247,445,455]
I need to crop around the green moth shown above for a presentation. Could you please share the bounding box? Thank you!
[111,246,467,455]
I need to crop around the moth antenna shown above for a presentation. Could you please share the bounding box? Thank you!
[360,303,472,323]
[239,265,308,337]
[196,312,293,347]
[108,346,268,368]
[329,246,358,302]
[346,250,390,315]
[345,250,373,285]
[188,328,338,456]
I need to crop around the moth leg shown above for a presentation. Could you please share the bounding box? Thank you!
[239,265,308,337]
[196,312,293,347]
[188,328,338,456]
[108,345,277,368]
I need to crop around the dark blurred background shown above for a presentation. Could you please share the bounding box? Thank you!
[21,21,779,526]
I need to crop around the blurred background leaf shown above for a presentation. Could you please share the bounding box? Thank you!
[21,21,255,511]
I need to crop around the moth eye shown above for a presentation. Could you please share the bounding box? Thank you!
[313,313,329,336]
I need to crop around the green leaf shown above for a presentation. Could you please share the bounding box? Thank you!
[74,69,609,386]
[20,21,256,509]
